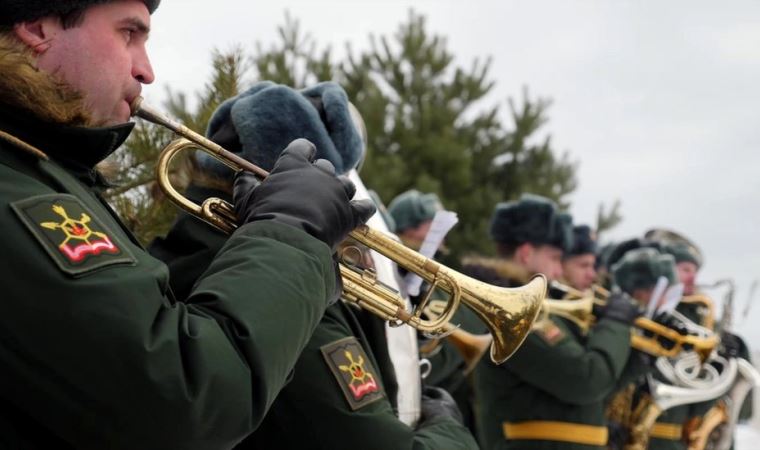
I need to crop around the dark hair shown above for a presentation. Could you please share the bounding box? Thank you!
[496,242,518,258]
[59,8,88,29]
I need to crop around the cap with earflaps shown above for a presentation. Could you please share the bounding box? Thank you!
[387,190,442,233]
[200,81,365,177]
[661,242,703,269]
[0,1,161,27]
[612,247,677,295]
[489,193,574,252]
[565,225,597,258]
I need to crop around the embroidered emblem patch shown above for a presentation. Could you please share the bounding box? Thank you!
[12,194,136,276]
[535,319,565,346]
[321,337,385,410]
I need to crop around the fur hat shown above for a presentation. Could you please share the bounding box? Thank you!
[388,190,443,233]
[566,225,597,258]
[612,248,677,294]
[661,242,703,268]
[489,194,574,252]
[200,81,364,178]
[0,1,160,26]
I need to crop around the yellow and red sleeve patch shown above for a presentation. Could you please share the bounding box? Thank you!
[321,336,385,410]
[12,194,135,276]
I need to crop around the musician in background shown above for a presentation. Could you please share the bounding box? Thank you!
[604,247,680,450]
[388,189,483,434]
[562,224,598,292]
[0,2,374,448]
[388,189,443,251]
[464,194,642,450]
[651,238,751,450]
[151,82,477,449]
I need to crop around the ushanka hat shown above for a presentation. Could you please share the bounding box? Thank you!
[200,81,365,177]
[1,0,161,26]
[388,190,443,233]
[489,193,574,252]
[566,225,597,258]
[661,242,703,269]
[612,248,677,295]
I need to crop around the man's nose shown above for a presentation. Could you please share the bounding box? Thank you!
[133,48,155,84]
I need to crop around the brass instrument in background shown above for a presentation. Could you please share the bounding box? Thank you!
[131,97,546,364]
[419,301,493,374]
[545,282,719,361]
[624,358,738,450]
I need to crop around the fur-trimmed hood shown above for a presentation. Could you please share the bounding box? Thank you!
[0,34,91,126]
[461,255,532,286]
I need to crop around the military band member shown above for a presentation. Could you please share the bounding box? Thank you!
[604,247,680,450]
[388,189,444,251]
[0,2,375,448]
[465,194,642,450]
[563,224,598,291]
[388,189,483,433]
[151,82,478,449]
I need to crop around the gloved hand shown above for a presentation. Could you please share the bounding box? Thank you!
[233,138,376,251]
[719,331,742,358]
[603,290,643,325]
[418,386,464,426]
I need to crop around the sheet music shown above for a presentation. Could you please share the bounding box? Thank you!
[404,210,458,296]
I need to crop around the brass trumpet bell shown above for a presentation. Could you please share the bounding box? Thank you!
[132,97,546,364]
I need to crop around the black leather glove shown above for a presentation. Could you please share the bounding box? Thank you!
[720,331,742,358]
[232,138,376,251]
[418,386,464,426]
[603,290,642,325]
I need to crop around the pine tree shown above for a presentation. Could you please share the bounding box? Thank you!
[336,12,578,260]
[104,11,585,259]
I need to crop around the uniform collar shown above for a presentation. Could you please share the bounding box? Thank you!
[0,104,133,174]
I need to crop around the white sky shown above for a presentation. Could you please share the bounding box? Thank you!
[143,0,760,341]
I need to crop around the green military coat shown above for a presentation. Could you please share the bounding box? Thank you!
[463,258,632,450]
[0,106,335,449]
[151,186,479,450]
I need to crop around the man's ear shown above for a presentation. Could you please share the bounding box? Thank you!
[514,242,533,265]
[13,18,57,54]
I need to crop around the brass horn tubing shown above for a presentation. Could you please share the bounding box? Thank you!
[132,97,268,179]
[137,96,547,364]
[347,225,461,333]
[631,318,719,360]
[156,138,238,234]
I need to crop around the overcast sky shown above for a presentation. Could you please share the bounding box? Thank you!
[143,0,760,341]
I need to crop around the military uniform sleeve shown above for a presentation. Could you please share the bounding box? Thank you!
[505,317,632,405]
[243,304,477,450]
[0,170,335,450]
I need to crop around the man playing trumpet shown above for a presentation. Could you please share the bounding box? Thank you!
[0,2,374,448]
[465,195,642,450]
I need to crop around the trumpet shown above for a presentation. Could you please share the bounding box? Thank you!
[131,97,546,364]
[545,282,718,360]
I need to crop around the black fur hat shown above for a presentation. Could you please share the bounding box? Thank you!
[566,225,597,258]
[489,194,574,252]
[1,1,161,26]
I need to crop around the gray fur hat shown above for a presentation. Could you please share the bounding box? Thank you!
[489,194,574,252]
[388,190,443,233]
[612,248,677,294]
[1,1,161,26]
[200,81,365,177]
